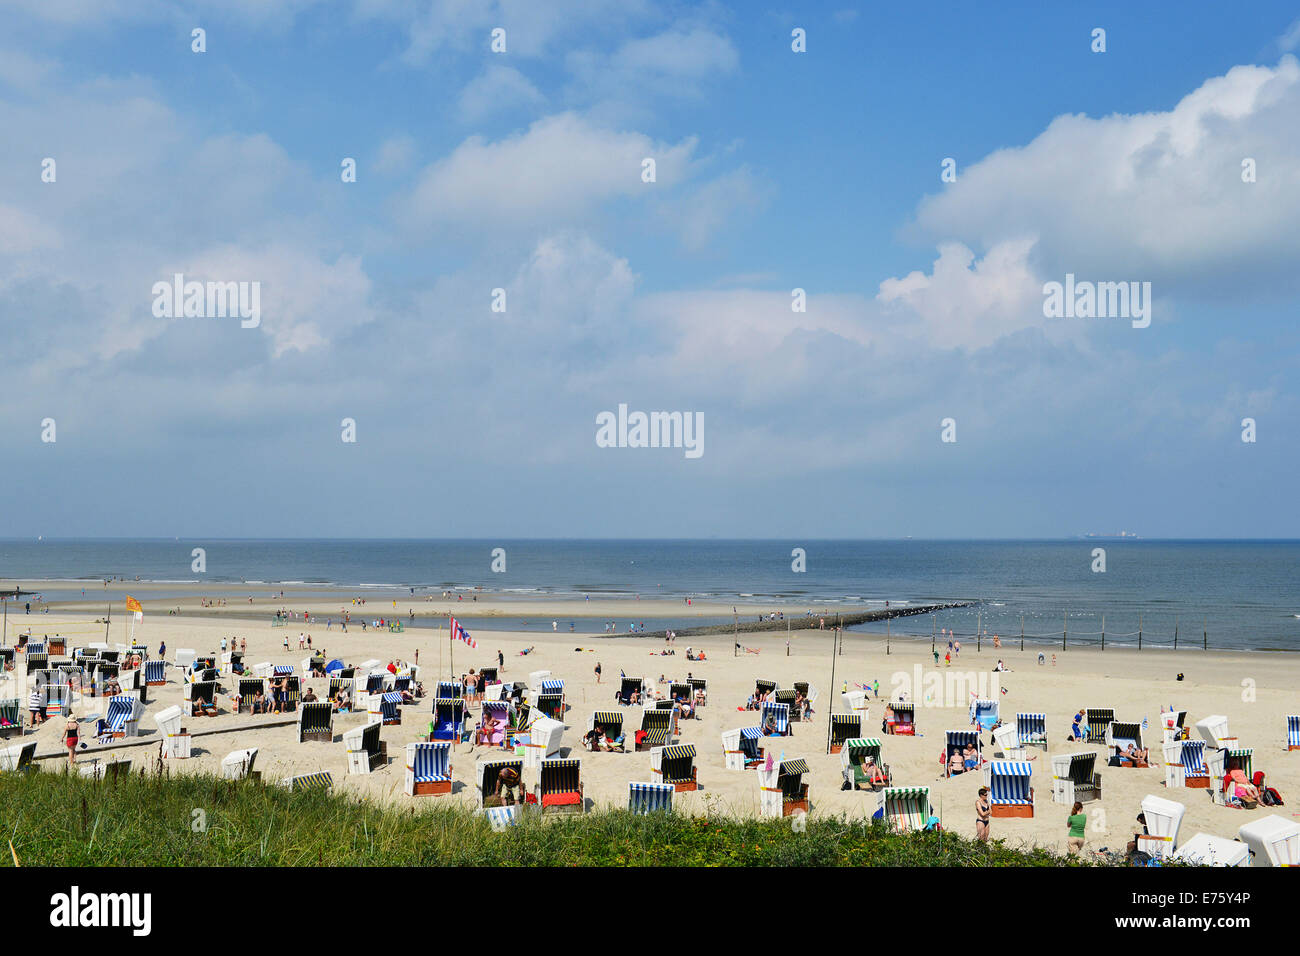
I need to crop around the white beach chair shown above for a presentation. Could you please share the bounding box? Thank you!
[343,720,387,774]
[519,715,564,769]
[482,804,524,831]
[154,704,191,758]
[841,689,869,723]
[104,694,144,738]
[758,758,810,819]
[992,723,1026,760]
[829,714,861,753]
[1238,814,1300,867]
[298,700,334,742]
[527,670,552,696]
[1137,794,1185,860]
[1195,714,1237,750]
[79,756,132,780]
[840,738,890,790]
[721,726,764,771]
[1105,719,1147,765]
[1174,833,1248,867]
[175,648,197,671]
[535,756,584,814]
[221,748,259,780]
[477,756,525,807]
[1050,752,1101,804]
[650,744,698,791]
[0,740,37,772]
[984,760,1034,817]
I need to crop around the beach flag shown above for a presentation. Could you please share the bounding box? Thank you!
[126,595,144,624]
[449,616,477,649]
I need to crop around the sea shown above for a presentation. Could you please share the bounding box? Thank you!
[1,539,1296,651]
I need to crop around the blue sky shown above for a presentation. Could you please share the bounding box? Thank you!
[2,1,1298,538]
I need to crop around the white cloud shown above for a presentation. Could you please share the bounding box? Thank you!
[402,112,698,229]
[457,65,545,122]
[657,165,771,251]
[567,25,739,97]
[908,57,1300,293]
[373,134,416,175]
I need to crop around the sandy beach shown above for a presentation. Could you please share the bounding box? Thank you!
[6,586,1297,856]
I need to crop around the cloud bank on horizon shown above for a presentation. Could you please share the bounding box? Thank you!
[1,2,1297,538]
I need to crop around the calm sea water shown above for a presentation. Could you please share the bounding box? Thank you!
[1,539,1296,650]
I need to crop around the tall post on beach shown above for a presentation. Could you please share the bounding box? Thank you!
[1138,613,1142,650]
[1101,614,1105,651]
[1019,615,1024,652]
[885,602,890,655]
[733,609,739,658]
[105,603,111,644]
[2,596,6,645]
[1174,615,1178,651]
[931,615,936,655]
[826,615,839,755]
[1203,618,1207,651]
[1062,610,1067,651]
[439,615,444,678]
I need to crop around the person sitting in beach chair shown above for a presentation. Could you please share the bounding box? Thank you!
[963,743,980,772]
[1226,769,1261,808]
[302,687,318,703]
[335,689,351,713]
[947,750,965,776]
[1122,742,1150,768]
[484,767,521,807]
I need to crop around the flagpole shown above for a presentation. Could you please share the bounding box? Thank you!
[439,615,444,680]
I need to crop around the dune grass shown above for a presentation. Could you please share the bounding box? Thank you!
[0,768,1109,866]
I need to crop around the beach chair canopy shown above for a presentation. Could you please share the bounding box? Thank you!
[969,698,998,729]
[589,710,624,738]
[659,744,696,782]
[540,678,564,694]
[1195,715,1236,749]
[154,705,184,735]
[1174,833,1248,867]
[1139,794,1186,858]
[407,741,452,783]
[1015,712,1047,745]
[478,757,524,800]
[221,748,258,779]
[1237,815,1300,867]
[830,713,861,743]
[1181,740,1208,774]
[1107,720,1143,751]
[880,787,930,831]
[1287,715,1300,748]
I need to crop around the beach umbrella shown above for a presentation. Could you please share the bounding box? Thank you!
[325,659,344,675]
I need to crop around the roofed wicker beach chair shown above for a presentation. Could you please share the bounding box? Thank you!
[536,757,584,814]
[651,743,698,791]
[585,710,626,752]
[992,723,1026,760]
[527,670,552,695]
[885,701,915,736]
[344,719,387,775]
[188,680,218,716]
[1085,707,1114,745]
[154,704,191,758]
[758,758,810,818]
[984,760,1034,818]
[279,674,301,712]
[238,678,265,714]
[479,666,499,686]
[829,713,861,753]
[364,671,385,695]
[373,691,403,726]
[1015,712,1048,750]
[102,694,143,738]
[477,756,525,807]
[1238,814,1300,867]
[754,678,777,699]
[1164,739,1210,789]
[635,707,674,751]
[0,740,37,772]
[281,771,333,792]
[1137,794,1185,860]
[0,698,21,740]
[1050,751,1101,804]
[944,730,982,777]
[221,748,259,781]
[144,659,166,686]
[628,781,674,814]
[879,786,930,832]
[1161,709,1188,744]
[519,715,565,768]
[429,697,465,742]
[1106,719,1147,766]
[1195,714,1237,750]
[1174,833,1248,867]
[841,689,869,724]
[773,688,798,719]
[405,741,452,796]
[760,701,791,738]
[535,691,564,721]
[477,700,515,748]
[79,756,132,781]
[298,700,334,743]
[25,649,48,673]
[328,677,354,706]
[1287,715,1300,751]
[617,676,645,706]
[483,804,524,830]
[436,679,464,700]
[841,738,890,791]
[969,697,999,732]
[687,676,707,706]
[1208,747,1256,807]
[721,726,764,771]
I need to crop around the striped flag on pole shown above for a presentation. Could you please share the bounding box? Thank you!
[449,616,477,649]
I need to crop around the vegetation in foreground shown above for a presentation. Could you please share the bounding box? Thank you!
[0,769,1113,867]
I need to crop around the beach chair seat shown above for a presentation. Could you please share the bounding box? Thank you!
[617,676,645,706]
[375,691,403,726]
[405,741,452,796]
[298,701,334,743]
[477,757,525,807]
[0,698,23,740]
[635,708,674,751]
[104,694,143,738]
[1286,715,1300,751]
[144,659,166,686]
[628,781,674,814]
[1180,740,1210,788]
[1106,720,1147,767]
[0,740,37,772]
[536,757,584,814]
[429,698,465,742]
[759,759,810,818]
[759,701,791,738]
[476,700,514,748]
[886,702,915,736]
[1015,712,1048,751]
[944,730,982,778]
[586,710,625,753]
[687,677,707,706]
[536,692,564,721]
[840,738,889,791]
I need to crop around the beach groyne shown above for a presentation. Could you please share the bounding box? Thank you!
[631,601,975,641]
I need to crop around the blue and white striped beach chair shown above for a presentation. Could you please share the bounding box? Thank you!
[969,698,998,732]
[985,760,1034,817]
[721,726,765,770]
[1181,740,1210,788]
[430,698,465,741]
[1015,712,1048,750]
[760,701,790,738]
[436,680,464,700]
[104,694,142,738]
[378,691,403,726]
[405,741,452,796]
[944,730,982,777]
[628,781,674,814]
[144,659,166,686]
[1286,715,1300,751]
[540,678,564,694]
[484,804,523,831]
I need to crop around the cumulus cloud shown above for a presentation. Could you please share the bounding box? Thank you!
[457,65,545,122]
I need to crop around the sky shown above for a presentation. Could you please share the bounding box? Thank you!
[1,1,1298,539]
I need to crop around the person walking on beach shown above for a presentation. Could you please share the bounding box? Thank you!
[594,661,602,684]
[159,640,166,659]
[64,715,79,766]
[497,649,504,670]
[1066,802,1087,856]
[976,787,991,842]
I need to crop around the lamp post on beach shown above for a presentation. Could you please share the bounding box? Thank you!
[826,616,839,755]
